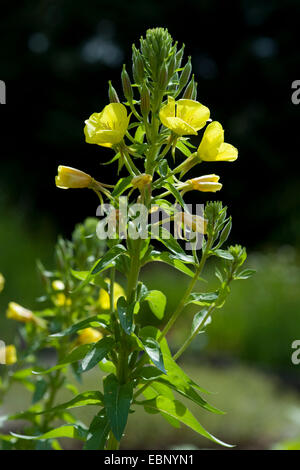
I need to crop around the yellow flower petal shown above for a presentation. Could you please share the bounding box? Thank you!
[84,103,129,148]
[215,143,238,162]
[98,279,125,310]
[161,117,197,136]
[5,345,17,365]
[76,328,103,345]
[159,97,210,136]
[177,100,210,132]
[197,121,238,162]
[55,166,92,189]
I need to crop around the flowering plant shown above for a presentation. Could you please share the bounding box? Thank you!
[0,28,254,450]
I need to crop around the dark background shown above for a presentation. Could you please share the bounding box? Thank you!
[1,0,299,250]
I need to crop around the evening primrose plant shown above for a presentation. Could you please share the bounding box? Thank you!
[0,28,254,450]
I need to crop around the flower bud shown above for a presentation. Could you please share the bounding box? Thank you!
[6,302,46,328]
[7,302,35,323]
[108,81,120,103]
[4,345,17,365]
[131,173,152,191]
[121,65,133,103]
[175,45,185,70]
[76,328,103,346]
[185,174,222,192]
[167,52,176,80]
[52,280,65,291]
[140,83,151,117]
[0,273,5,293]
[182,75,195,100]
[132,46,144,84]
[158,62,169,90]
[55,166,92,190]
[99,279,125,310]
[178,57,192,91]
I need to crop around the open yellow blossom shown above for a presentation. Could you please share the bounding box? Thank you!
[0,273,5,293]
[55,166,92,190]
[6,302,46,328]
[197,121,238,162]
[84,103,130,148]
[4,345,17,365]
[185,174,222,192]
[159,97,210,136]
[99,279,125,310]
[76,328,103,346]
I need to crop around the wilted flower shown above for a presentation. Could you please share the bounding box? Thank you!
[55,166,92,190]
[159,97,210,136]
[197,121,238,162]
[175,211,208,236]
[131,174,152,191]
[84,103,130,148]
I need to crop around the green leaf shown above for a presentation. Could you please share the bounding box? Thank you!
[83,413,110,450]
[133,365,164,381]
[142,326,211,394]
[33,344,93,375]
[117,297,135,335]
[73,245,127,291]
[154,228,194,263]
[176,140,192,157]
[215,218,232,249]
[140,396,232,447]
[211,249,234,260]
[142,250,195,278]
[10,391,103,419]
[234,269,256,280]
[112,176,133,197]
[92,245,127,275]
[50,315,108,338]
[79,337,114,373]
[156,377,223,415]
[103,375,133,442]
[11,424,88,442]
[186,292,218,306]
[164,182,186,209]
[32,379,48,404]
[139,328,166,374]
[145,290,167,320]
[191,308,211,334]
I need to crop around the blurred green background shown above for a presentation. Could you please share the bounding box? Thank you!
[1,0,300,450]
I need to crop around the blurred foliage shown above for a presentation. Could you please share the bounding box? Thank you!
[3,363,300,450]
[140,246,300,373]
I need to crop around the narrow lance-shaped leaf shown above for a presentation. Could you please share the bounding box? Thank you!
[79,337,114,373]
[103,374,133,442]
[83,412,110,450]
[139,396,232,447]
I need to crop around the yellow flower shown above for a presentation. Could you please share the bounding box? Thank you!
[6,302,46,328]
[131,174,152,191]
[51,280,72,307]
[84,103,130,148]
[76,328,103,345]
[0,273,5,293]
[197,121,238,162]
[159,97,210,136]
[99,279,125,310]
[7,302,35,323]
[55,166,92,190]
[4,345,17,365]
[185,174,222,192]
